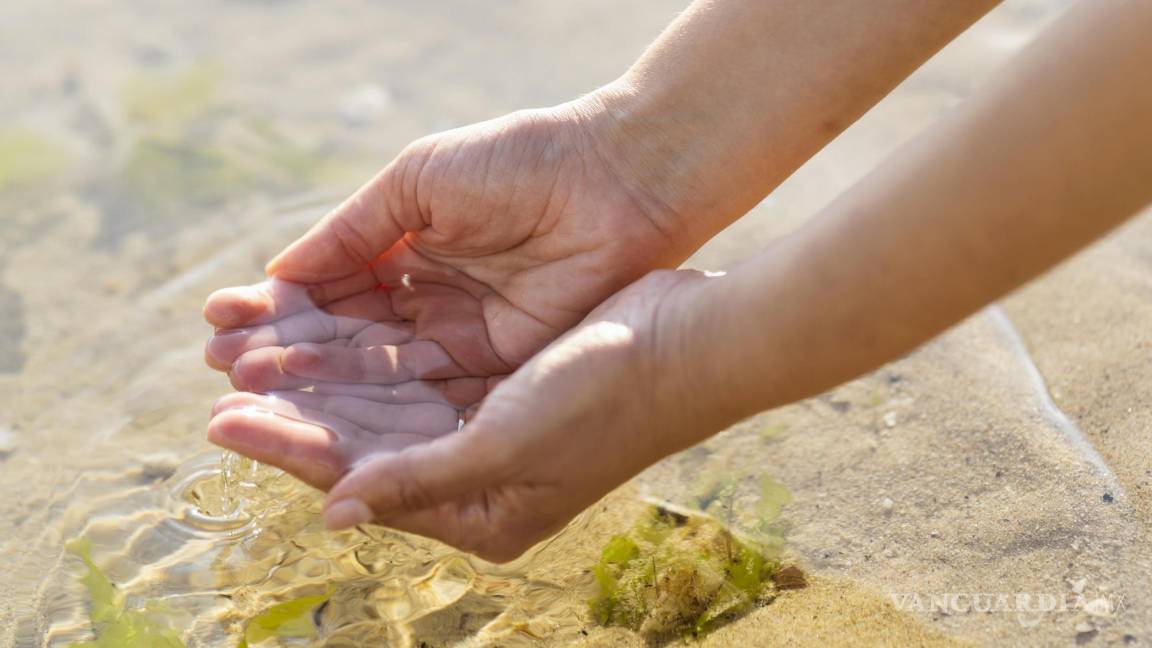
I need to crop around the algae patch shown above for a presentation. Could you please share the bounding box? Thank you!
[65,538,186,648]
[67,535,330,647]
[237,590,331,648]
[589,505,804,640]
[0,129,67,191]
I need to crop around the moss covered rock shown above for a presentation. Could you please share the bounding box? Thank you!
[590,506,800,640]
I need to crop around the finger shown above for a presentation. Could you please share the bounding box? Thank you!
[282,340,467,384]
[355,486,574,563]
[312,378,490,408]
[229,346,317,392]
[207,402,436,491]
[213,391,364,437]
[364,496,529,563]
[261,390,459,437]
[206,304,412,368]
[206,407,347,489]
[322,423,511,527]
[204,274,382,330]
[214,390,456,437]
[266,173,413,283]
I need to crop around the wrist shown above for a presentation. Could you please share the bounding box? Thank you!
[642,269,762,453]
[564,82,749,250]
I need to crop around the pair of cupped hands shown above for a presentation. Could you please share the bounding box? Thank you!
[204,96,724,562]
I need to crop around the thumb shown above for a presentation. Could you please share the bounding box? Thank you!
[266,168,415,282]
[321,425,509,529]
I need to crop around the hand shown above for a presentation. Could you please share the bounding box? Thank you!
[208,270,725,562]
[203,92,696,406]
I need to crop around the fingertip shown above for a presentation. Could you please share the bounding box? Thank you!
[211,392,252,416]
[204,329,251,369]
[206,407,273,448]
[264,252,288,278]
[264,239,328,284]
[203,286,267,328]
[323,498,374,530]
[204,342,231,371]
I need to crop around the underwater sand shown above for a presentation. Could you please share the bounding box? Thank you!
[3,0,1150,646]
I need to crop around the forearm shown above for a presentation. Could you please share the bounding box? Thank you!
[675,0,1152,432]
[585,0,998,245]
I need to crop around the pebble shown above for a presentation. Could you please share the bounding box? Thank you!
[929,529,941,538]
[881,497,894,512]
[882,411,898,428]
[1075,621,1096,635]
[1070,577,1088,595]
[0,426,17,457]
[137,452,181,481]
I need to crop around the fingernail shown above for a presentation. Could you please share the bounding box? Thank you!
[214,328,247,337]
[324,498,373,530]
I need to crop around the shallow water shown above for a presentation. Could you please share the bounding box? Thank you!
[4,0,1152,646]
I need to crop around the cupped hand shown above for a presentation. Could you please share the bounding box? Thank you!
[203,93,692,404]
[209,270,725,562]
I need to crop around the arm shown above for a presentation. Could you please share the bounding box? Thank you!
[675,0,1152,436]
[590,0,1000,248]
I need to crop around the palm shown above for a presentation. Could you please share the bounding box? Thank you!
[210,270,700,561]
[204,106,681,488]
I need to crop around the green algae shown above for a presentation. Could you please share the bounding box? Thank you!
[755,476,792,530]
[123,65,223,133]
[0,129,66,191]
[589,505,796,640]
[237,589,331,647]
[758,423,787,440]
[115,66,349,216]
[65,538,186,648]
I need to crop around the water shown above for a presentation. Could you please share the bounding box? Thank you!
[5,0,1152,646]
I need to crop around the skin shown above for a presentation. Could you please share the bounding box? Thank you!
[206,0,1152,562]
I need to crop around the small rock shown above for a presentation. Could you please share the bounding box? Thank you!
[882,411,898,428]
[1102,492,1115,504]
[1076,621,1096,635]
[881,497,894,512]
[338,83,393,127]
[137,452,181,481]
[1070,578,1088,595]
[929,530,940,538]
[883,548,897,558]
